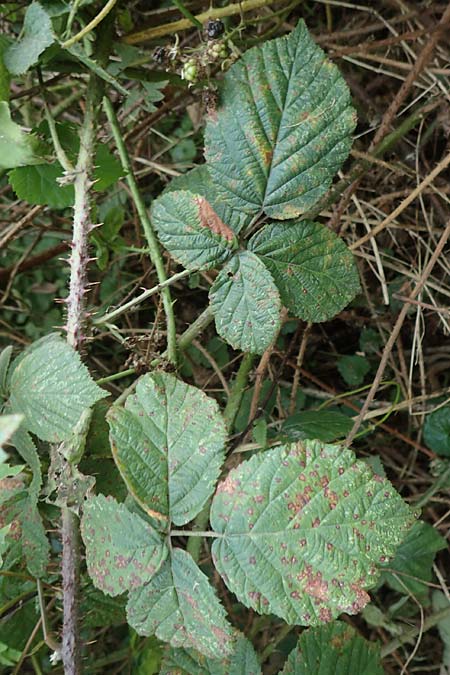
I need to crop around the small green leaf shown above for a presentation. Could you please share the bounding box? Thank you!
[80,586,126,628]
[108,372,226,526]
[127,548,234,658]
[0,102,42,169]
[249,220,360,323]
[9,335,107,443]
[81,494,168,596]
[160,633,261,675]
[211,441,416,625]
[205,20,356,219]
[381,521,447,598]
[93,144,123,192]
[9,163,75,209]
[424,405,450,457]
[279,621,384,674]
[209,251,281,354]
[282,410,353,443]
[337,355,370,387]
[4,2,54,75]
[151,190,237,271]
[166,166,252,235]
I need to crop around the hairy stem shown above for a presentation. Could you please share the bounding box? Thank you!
[61,508,80,674]
[62,0,118,49]
[94,269,190,326]
[65,77,100,351]
[103,97,178,365]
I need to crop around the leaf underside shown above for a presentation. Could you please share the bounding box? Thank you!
[9,335,107,443]
[211,440,416,625]
[4,2,54,76]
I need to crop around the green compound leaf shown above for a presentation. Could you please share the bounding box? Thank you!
[160,633,261,675]
[380,521,447,598]
[424,404,450,456]
[166,166,253,235]
[248,220,360,322]
[9,163,75,209]
[151,190,237,271]
[9,335,107,443]
[4,2,55,75]
[279,621,384,674]
[127,548,234,658]
[108,372,226,526]
[209,251,281,354]
[205,20,356,219]
[210,440,416,626]
[0,102,42,170]
[81,494,168,596]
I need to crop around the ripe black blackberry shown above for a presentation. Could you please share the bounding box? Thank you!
[206,19,225,39]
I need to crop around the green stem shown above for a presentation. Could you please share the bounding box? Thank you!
[380,605,450,658]
[62,0,118,49]
[171,530,221,537]
[123,0,280,44]
[172,0,202,28]
[93,269,190,326]
[103,96,178,365]
[177,306,214,351]
[187,352,255,561]
[414,465,450,509]
[223,353,255,432]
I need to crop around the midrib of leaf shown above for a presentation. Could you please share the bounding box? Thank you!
[259,34,302,208]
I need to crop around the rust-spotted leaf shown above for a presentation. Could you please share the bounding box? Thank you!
[151,189,237,270]
[209,251,281,354]
[280,621,384,674]
[249,220,360,323]
[127,548,234,659]
[108,372,226,526]
[81,494,168,596]
[210,441,416,625]
[159,632,261,675]
[205,20,356,219]
[166,165,252,235]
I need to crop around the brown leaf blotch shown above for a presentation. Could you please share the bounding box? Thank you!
[195,197,235,242]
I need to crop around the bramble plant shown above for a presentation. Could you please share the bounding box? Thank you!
[1,3,447,674]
